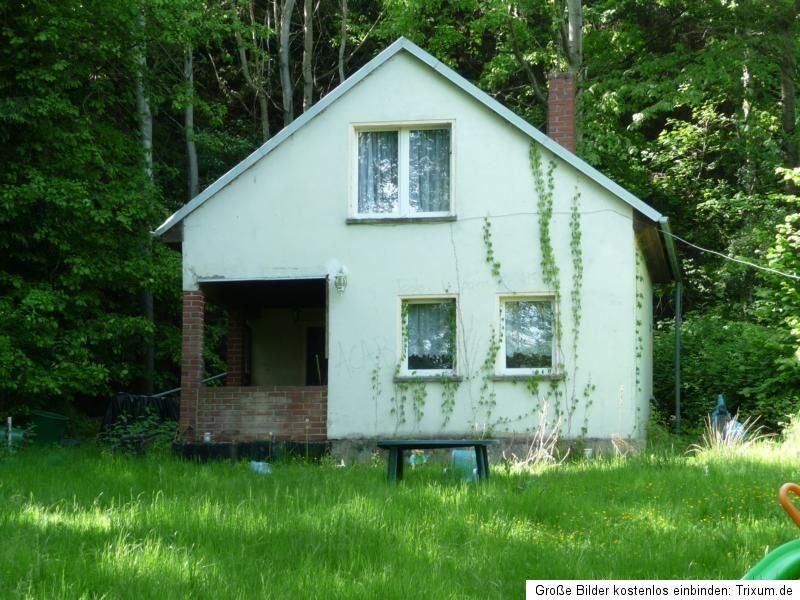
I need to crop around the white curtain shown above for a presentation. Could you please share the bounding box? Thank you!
[407,301,454,369]
[358,131,398,213]
[409,128,450,212]
[505,301,553,368]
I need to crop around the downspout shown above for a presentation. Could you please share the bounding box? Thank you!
[658,217,682,433]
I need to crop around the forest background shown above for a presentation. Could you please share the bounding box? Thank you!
[1,0,798,435]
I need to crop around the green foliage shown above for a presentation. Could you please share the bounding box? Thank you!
[482,217,502,282]
[529,144,592,437]
[569,187,583,363]
[440,379,459,427]
[654,313,800,433]
[634,250,645,395]
[99,408,177,455]
[767,186,800,358]
[530,145,560,293]
[377,0,553,127]
[477,328,502,427]
[410,383,427,425]
[0,0,182,409]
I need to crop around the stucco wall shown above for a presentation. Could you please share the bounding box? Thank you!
[183,52,642,440]
[634,244,654,440]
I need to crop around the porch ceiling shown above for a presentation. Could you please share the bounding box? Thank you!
[200,278,326,310]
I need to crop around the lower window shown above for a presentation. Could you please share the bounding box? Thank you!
[501,297,555,373]
[403,298,456,373]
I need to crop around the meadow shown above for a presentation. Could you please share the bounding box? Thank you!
[2,445,800,599]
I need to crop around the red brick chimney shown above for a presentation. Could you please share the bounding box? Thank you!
[547,72,577,153]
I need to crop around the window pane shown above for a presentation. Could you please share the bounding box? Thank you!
[409,128,450,213]
[407,301,455,370]
[358,131,398,213]
[505,300,553,369]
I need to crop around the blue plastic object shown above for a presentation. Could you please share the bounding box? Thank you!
[452,449,477,482]
[711,394,731,431]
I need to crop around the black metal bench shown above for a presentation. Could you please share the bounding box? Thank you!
[376,439,495,482]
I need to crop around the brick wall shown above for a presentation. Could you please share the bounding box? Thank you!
[547,72,576,152]
[180,291,205,437]
[195,386,327,442]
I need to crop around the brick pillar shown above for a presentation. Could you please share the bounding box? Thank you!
[226,309,244,386]
[547,72,577,153]
[180,290,205,440]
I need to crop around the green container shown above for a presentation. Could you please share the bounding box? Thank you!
[29,410,68,445]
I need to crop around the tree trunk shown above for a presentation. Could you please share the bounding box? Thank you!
[302,0,313,111]
[234,27,271,142]
[280,0,297,126]
[338,0,347,84]
[555,0,583,147]
[135,17,153,181]
[566,0,583,76]
[779,27,798,195]
[134,11,154,395]
[184,46,199,199]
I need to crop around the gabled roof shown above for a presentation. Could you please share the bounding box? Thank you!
[154,38,678,280]
[154,37,670,237]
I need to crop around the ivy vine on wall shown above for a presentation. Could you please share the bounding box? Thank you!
[528,144,593,439]
[379,142,600,439]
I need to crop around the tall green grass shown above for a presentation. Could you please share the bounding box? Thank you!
[1,446,799,598]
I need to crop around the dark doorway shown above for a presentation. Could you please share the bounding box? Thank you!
[305,326,328,385]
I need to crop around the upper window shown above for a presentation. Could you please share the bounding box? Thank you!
[356,125,452,217]
[500,297,556,374]
[402,298,456,374]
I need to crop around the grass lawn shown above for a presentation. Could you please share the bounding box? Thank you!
[2,446,800,598]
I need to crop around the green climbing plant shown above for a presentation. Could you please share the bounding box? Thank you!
[529,144,592,439]
[569,187,583,365]
[477,327,502,428]
[530,145,560,296]
[635,249,645,395]
[391,302,411,428]
[633,248,647,437]
[410,383,427,424]
[440,379,459,427]
[483,217,503,283]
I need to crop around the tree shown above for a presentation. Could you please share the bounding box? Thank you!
[0,0,173,408]
[134,7,157,394]
[184,46,200,199]
[338,0,348,84]
[232,0,274,142]
[302,0,314,111]
[279,0,297,125]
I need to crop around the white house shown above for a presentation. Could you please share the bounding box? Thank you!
[155,38,679,451]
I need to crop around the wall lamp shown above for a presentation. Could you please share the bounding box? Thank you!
[333,268,348,293]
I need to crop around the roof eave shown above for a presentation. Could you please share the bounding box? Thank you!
[658,217,682,282]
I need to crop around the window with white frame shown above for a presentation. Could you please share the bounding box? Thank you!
[356,125,452,217]
[500,297,556,373]
[402,298,456,374]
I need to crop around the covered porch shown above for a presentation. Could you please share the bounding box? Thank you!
[179,278,329,443]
